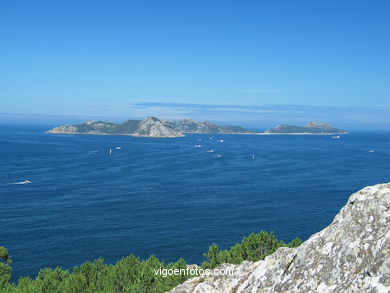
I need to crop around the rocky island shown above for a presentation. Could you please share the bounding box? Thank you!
[170,183,390,293]
[163,119,257,134]
[47,116,184,138]
[264,121,348,135]
[47,117,257,137]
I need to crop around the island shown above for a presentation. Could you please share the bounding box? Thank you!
[47,117,257,138]
[263,122,348,135]
[162,118,257,134]
[47,116,184,138]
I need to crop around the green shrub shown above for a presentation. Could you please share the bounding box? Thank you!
[201,231,302,269]
[0,232,301,293]
[0,247,12,288]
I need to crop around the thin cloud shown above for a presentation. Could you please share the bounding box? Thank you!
[234,88,283,94]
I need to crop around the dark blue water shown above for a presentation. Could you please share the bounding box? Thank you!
[1,125,390,280]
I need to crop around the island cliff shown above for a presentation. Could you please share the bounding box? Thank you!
[169,183,390,293]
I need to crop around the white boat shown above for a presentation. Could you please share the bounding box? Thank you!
[13,180,31,185]
[220,139,224,143]
[206,149,214,153]
[115,146,121,150]
[109,149,112,155]
[216,154,222,158]
[332,136,340,139]
[368,150,375,153]
[194,145,202,148]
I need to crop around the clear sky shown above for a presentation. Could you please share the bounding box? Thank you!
[0,0,389,117]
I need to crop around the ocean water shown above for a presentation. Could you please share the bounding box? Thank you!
[1,125,389,280]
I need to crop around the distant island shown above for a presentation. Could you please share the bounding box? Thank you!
[47,117,183,138]
[263,122,348,135]
[162,118,257,134]
[48,118,346,137]
[47,117,256,138]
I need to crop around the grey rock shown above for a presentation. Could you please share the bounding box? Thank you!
[169,183,390,293]
[135,116,183,137]
[304,121,333,129]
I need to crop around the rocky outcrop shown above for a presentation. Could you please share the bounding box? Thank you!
[135,116,183,137]
[162,119,257,134]
[304,121,334,129]
[264,122,347,134]
[47,117,184,138]
[169,183,390,293]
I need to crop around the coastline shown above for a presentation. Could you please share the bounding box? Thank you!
[46,131,348,137]
[45,131,185,138]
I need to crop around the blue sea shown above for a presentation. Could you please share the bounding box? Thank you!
[1,125,390,281]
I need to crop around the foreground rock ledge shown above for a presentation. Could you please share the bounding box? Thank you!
[169,183,390,293]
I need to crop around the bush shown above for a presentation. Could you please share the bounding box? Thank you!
[0,232,301,293]
[201,231,302,269]
[0,247,12,288]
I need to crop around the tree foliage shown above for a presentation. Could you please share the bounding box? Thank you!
[201,231,302,269]
[0,247,12,288]
[0,232,301,293]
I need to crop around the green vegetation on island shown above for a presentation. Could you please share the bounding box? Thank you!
[47,117,257,138]
[0,231,301,293]
[162,119,257,134]
[47,117,184,138]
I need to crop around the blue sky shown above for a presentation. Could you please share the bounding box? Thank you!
[0,0,389,124]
